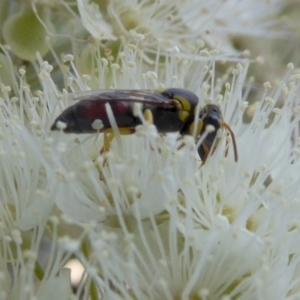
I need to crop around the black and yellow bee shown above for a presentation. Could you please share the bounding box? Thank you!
[51,88,238,164]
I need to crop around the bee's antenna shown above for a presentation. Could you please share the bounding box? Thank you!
[222,123,238,162]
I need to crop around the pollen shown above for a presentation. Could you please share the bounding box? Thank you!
[146,71,158,80]
[292,148,299,156]
[240,101,249,110]
[198,288,210,298]
[92,119,104,131]
[255,56,265,64]
[237,63,243,72]
[263,81,272,89]
[287,62,294,70]
[261,164,268,171]
[111,63,120,70]
[56,121,67,130]
[272,108,281,114]
[19,68,26,75]
[67,77,73,86]
[232,69,238,75]
[205,124,215,133]
[196,39,205,47]
[49,215,59,225]
[210,49,219,56]
[82,74,91,81]
[63,54,74,62]
[127,61,135,68]
[200,50,209,56]
[264,97,274,105]
[81,161,93,171]
[101,58,108,66]
[11,229,22,245]
[126,44,136,50]
[30,120,38,127]
[294,106,300,114]
[1,85,11,92]
[36,189,46,197]
[21,85,30,92]
[126,185,140,197]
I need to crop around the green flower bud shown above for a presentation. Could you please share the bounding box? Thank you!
[0,53,14,87]
[3,3,56,61]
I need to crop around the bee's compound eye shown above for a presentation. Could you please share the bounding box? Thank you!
[212,106,219,114]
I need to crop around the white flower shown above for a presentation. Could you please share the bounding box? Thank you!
[37,50,300,298]
[0,88,54,239]
[181,0,286,51]
[0,1,299,299]
[77,0,116,41]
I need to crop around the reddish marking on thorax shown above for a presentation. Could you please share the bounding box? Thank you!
[79,100,132,120]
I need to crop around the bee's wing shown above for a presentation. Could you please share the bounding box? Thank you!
[67,89,174,106]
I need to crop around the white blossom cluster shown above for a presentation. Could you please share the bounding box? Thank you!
[0,0,299,299]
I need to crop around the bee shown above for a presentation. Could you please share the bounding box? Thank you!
[51,88,238,164]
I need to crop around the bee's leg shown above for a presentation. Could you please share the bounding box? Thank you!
[97,128,135,180]
[178,119,203,152]
[143,109,161,152]
[198,143,212,167]
[176,136,188,155]
[143,109,153,124]
[101,130,114,154]
[177,141,184,151]
[96,130,115,181]
[100,128,135,154]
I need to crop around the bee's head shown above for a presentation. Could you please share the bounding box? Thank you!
[198,104,238,163]
[199,104,223,133]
